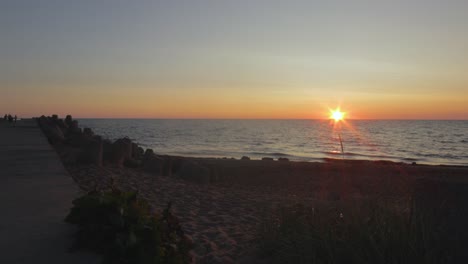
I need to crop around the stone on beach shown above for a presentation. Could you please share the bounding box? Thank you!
[37,116,65,145]
[109,137,133,167]
[47,125,66,145]
[124,158,142,168]
[142,151,164,174]
[66,132,86,147]
[83,127,94,138]
[65,115,73,127]
[55,119,68,134]
[142,153,180,176]
[241,156,250,160]
[132,143,144,159]
[78,136,103,166]
[167,156,184,176]
[68,120,82,135]
[177,160,212,184]
[262,157,274,161]
[144,148,155,157]
[102,139,113,161]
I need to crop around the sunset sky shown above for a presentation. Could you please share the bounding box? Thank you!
[1,0,467,119]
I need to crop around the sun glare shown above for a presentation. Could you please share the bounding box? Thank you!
[330,108,345,122]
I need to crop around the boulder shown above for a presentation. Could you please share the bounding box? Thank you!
[38,117,65,145]
[66,133,86,147]
[83,127,94,138]
[278,157,289,161]
[65,115,73,127]
[168,156,184,176]
[262,157,274,161]
[109,137,133,166]
[142,154,164,175]
[78,136,103,166]
[137,147,145,157]
[132,143,144,159]
[144,148,155,159]
[156,155,180,176]
[241,156,250,160]
[37,116,49,130]
[177,160,211,184]
[102,139,113,162]
[124,158,142,168]
[47,125,65,145]
[161,156,175,176]
[68,120,82,135]
[54,119,68,134]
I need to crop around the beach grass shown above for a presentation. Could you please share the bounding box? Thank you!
[257,199,452,264]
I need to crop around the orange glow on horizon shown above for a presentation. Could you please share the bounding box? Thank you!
[4,87,467,120]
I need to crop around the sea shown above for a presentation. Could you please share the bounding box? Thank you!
[78,119,468,166]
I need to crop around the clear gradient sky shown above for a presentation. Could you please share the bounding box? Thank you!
[1,0,467,119]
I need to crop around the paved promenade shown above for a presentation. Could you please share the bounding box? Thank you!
[0,119,99,263]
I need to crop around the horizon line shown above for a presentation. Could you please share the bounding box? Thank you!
[31,116,468,121]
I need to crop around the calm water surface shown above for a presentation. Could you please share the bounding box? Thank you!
[79,119,468,166]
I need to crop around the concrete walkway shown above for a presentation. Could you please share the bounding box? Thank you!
[0,119,100,263]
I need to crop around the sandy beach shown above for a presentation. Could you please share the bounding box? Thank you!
[65,158,468,262]
[35,115,468,263]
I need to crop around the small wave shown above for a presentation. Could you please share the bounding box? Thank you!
[434,140,455,144]
[324,151,410,162]
[418,153,463,160]
[324,151,379,158]
[402,157,418,161]
[248,152,292,157]
[323,151,368,157]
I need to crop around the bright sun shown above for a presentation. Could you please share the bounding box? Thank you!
[330,108,345,122]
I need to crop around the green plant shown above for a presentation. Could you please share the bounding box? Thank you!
[257,200,452,264]
[65,188,192,264]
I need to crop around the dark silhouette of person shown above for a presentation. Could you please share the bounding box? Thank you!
[14,115,17,126]
[3,114,7,121]
[8,114,13,123]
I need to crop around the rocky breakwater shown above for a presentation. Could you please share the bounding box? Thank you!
[38,115,103,166]
[141,152,221,184]
[36,114,222,184]
[37,115,308,187]
[37,115,441,193]
[37,115,147,169]
[41,115,440,194]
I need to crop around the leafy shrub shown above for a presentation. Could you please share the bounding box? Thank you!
[257,201,452,264]
[65,188,192,264]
